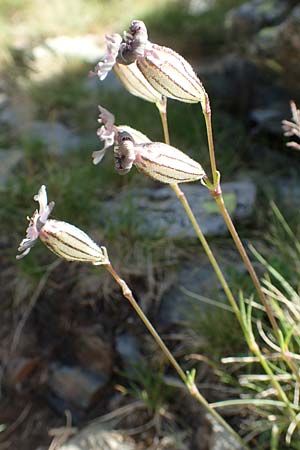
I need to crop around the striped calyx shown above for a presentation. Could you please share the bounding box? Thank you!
[137,43,206,105]
[116,131,206,184]
[117,20,206,106]
[113,62,163,104]
[17,185,107,265]
[40,220,107,265]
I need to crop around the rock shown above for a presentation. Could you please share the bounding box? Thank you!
[226,2,300,93]
[0,149,23,188]
[47,364,109,413]
[27,121,80,155]
[29,35,104,81]
[254,5,300,90]
[226,0,291,37]
[33,35,104,63]
[115,332,142,372]
[103,181,256,240]
[158,262,220,325]
[205,414,243,450]
[249,101,291,134]
[57,424,136,450]
[270,176,300,210]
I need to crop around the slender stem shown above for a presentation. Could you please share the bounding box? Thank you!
[203,94,218,188]
[214,194,280,336]
[202,95,279,337]
[105,262,249,450]
[160,102,299,409]
[249,340,295,416]
[203,98,300,383]
[170,183,243,327]
[157,97,170,145]
[156,100,242,327]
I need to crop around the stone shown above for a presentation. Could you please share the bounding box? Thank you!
[226,2,300,93]
[29,35,104,81]
[27,121,80,155]
[102,181,256,240]
[57,424,136,450]
[0,149,23,188]
[226,0,291,36]
[115,332,142,372]
[158,262,220,325]
[47,364,109,412]
[254,5,300,90]
[33,35,104,64]
[205,414,243,450]
[250,101,291,135]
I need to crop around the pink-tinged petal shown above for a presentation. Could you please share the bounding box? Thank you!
[91,34,122,81]
[16,186,55,260]
[92,106,117,165]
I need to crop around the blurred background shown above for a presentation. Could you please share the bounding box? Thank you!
[1,0,300,449]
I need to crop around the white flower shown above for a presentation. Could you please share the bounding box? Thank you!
[17,186,108,265]
[92,105,151,165]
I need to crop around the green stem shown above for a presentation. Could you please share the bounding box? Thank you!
[170,183,243,327]
[203,98,300,384]
[105,262,249,450]
[202,98,279,337]
[157,97,170,145]
[157,100,242,327]
[248,338,295,416]
[158,99,297,419]
[214,193,280,337]
[203,94,218,188]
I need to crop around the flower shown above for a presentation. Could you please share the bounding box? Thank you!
[92,105,150,165]
[17,186,108,265]
[282,101,300,151]
[91,33,122,81]
[91,34,163,105]
[117,20,206,106]
[115,130,206,184]
[17,185,55,259]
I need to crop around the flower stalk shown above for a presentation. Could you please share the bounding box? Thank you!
[105,259,249,450]
[156,98,298,423]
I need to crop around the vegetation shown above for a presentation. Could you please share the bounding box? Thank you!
[1,1,300,449]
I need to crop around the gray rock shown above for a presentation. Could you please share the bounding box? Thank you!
[226,0,291,36]
[48,364,109,411]
[103,181,256,240]
[58,425,136,450]
[271,176,300,210]
[0,149,23,188]
[33,35,104,63]
[206,414,243,450]
[226,2,300,92]
[115,332,142,372]
[158,262,219,325]
[250,101,290,134]
[253,5,300,89]
[27,121,80,155]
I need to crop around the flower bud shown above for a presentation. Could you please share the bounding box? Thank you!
[118,20,206,105]
[17,185,108,265]
[116,131,206,184]
[40,220,107,265]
